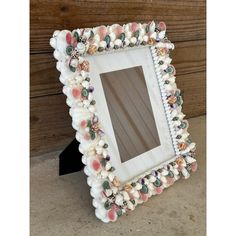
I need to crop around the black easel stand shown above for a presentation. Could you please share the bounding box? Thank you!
[59,138,85,175]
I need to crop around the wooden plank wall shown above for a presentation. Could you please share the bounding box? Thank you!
[30,0,206,156]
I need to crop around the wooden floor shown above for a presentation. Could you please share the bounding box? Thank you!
[30,0,206,156]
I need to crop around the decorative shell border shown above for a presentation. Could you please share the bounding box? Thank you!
[50,21,197,223]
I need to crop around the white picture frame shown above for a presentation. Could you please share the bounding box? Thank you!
[50,21,197,223]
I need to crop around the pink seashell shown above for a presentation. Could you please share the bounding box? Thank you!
[107,209,117,222]
[191,162,198,172]
[166,177,175,185]
[155,187,163,195]
[114,25,124,37]
[159,21,166,31]
[72,87,81,99]
[130,22,139,33]
[139,192,148,202]
[70,37,77,47]
[91,159,102,172]
[111,204,120,212]
[80,120,87,129]
[98,25,107,40]
[66,32,72,44]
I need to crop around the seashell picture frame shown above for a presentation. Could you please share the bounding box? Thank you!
[50,21,197,223]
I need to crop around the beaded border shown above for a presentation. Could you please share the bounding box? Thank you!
[50,21,197,223]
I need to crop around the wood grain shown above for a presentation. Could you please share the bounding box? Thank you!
[30,71,205,156]
[30,40,206,98]
[30,0,206,53]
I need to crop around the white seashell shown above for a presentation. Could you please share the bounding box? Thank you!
[124,38,130,46]
[99,140,105,147]
[56,61,61,71]
[111,186,118,194]
[103,150,108,158]
[162,169,169,176]
[135,183,142,190]
[99,40,107,48]
[88,105,95,113]
[114,39,122,46]
[78,57,84,64]
[96,146,103,154]
[105,162,112,171]
[149,21,156,33]
[130,37,137,44]
[149,175,156,183]
[127,201,135,211]
[115,194,124,206]
[83,29,91,39]
[122,191,130,201]
[77,42,86,54]
[181,168,190,179]
[81,155,87,165]
[88,93,93,101]
[82,80,89,89]
[50,38,56,48]
[109,42,114,48]
[53,30,60,37]
[158,31,165,39]
[147,183,154,191]
[70,58,79,68]
[140,28,146,36]
[109,32,116,42]
[124,24,130,32]
[75,75,83,83]
[105,189,113,197]
[94,34,100,43]
[101,170,108,178]
[108,173,115,182]
[132,190,140,199]
[161,176,167,184]
[83,100,90,108]
[143,35,148,42]
[150,32,157,39]
[125,31,132,39]
[185,156,196,164]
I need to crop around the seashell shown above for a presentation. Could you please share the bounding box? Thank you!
[88,44,98,55]
[108,172,115,182]
[158,31,165,39]
[155,186,163,195]
[70,58,79,68]
[115,194,124,206]
[83,28,92,39]
[143,35,148,42]
[130,37,137,44]
[83,99,90,107]
[99,40,107,49]
[93,34,100,43]
[88,105,95,113]
[168,95,177,105]
[111,186,118,194]
[80,60,90,72]
[99,140,105,147]
[98,25,107,41]
[77,42,86,54]
[148,175,156,183]
[82,80,89,89]
[88,93,93,101]
[124,38,129,46]
[127,201,135,211]
[132,190,140,199]
[105,189,113,197]
[135,183,142,190]
[101,170,109,178]
[122,191,130,201]
[149,21,156,33]
[71,87,82,100]
[113,24,124,37]
[124,184,132,192]
[114,38,122,47]
[91,158,102,172]
[148,38,156,45]
[130,22,139,33]
[125,31,132,39]
[107,209,118,222]
[112,177,121,187]
[140,28,146,36]
[150,32,157,39]
[50,38,56,48]
[109,32,116,42]
[158,21,167,31]
[105,162,112,171]
[178,142,188,151]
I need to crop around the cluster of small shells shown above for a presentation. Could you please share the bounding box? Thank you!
[50,21,197,223]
